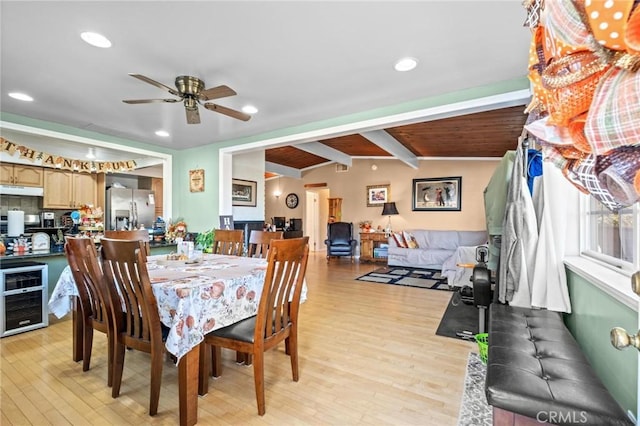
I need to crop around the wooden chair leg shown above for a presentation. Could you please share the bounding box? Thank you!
[111,342,126,398]
[82,321,93,372]
[107,333,114,387]
[149,348,163,416]
[211,346,222,377]
[252,350,266,416]
[288,326,299,381]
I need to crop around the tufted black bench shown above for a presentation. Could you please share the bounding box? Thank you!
[485,304,633,426]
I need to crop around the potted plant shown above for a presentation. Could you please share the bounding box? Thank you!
[195,229,215,253]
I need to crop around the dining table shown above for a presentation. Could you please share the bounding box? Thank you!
[48,253,307,426]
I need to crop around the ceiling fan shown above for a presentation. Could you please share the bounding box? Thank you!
[122,73,251,124]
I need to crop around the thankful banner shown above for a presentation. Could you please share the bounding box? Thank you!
[1,137,137,173]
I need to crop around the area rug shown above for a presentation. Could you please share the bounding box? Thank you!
[355,266,452,290]
[457,352,492,426]
[436,293,485,340]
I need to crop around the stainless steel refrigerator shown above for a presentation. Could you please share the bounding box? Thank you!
[105,188,156,231]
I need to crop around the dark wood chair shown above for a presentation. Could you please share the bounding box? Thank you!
[247,230,283,259]
[199,237,310,415]
[99,237,166,416]
[211,229,244,256]
[103,229,150,257]
[64,236,114,386]
[240,230,284,364]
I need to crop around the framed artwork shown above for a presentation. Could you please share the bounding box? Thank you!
[189,169,204,193]
[366,184,390,207]
[232,179,257,207]
[412,176,461,211]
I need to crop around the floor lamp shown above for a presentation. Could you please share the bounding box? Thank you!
[381,202,399,237]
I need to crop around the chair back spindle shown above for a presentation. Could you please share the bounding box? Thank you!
[212,229,244,256]
[247,230,283,258]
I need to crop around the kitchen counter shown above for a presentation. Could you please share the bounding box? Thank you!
[0,241,177,300]
[0,240,177,260]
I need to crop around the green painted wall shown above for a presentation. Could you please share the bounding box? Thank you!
[171,145,220,233]
[564,269,637,418]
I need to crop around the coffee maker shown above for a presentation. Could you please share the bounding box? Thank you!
[41,211,55,228]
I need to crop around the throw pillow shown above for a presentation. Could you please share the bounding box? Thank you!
[392,232,407,248]
[402,231,419,249]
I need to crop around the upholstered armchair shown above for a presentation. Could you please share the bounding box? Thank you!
[324,221,357,262]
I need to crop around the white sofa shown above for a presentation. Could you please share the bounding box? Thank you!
[387,229,488,286]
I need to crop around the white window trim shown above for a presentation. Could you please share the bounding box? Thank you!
[569,194,639,311]
[564,256,638,311]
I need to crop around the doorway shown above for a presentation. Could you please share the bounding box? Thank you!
[305,188,329,252]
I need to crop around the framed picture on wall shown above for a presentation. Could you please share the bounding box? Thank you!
[366,184,390,207]
[232,179,257,207]
[412,176,461,211]
[189,169,205,192]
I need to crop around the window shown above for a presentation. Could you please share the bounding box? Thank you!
[582,195,639,274]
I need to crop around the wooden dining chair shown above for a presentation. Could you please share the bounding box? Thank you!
[199,237,310,416]
[247,230,283,259]
[99,237,166,416]
[64,236,114,386]
[103,229,151,257]
[211,229,244,256]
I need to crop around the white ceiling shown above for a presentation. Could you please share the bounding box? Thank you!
[1,1,531,159]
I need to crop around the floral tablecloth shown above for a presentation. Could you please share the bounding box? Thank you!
[48,253,308,363]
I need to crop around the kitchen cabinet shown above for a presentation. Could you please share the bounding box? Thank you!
[0,164,43,187]
[151,178,163,218]
[43,169,97,209]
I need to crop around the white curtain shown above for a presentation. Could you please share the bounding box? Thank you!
[529,162,574,313]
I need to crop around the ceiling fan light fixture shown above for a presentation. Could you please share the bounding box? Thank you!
[80,31,112,48]
[155,130,170,137]
[184,97,197,110]
[394,57,418,72]
[8,92,34,102]
[242,105,258,114]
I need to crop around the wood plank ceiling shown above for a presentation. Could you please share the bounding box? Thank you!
[265,106,528,172]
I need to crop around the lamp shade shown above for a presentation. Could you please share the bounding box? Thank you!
[381,202,399,216]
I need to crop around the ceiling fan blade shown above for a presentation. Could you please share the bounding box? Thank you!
[185,106,201,124]
[122,98,180,104]
[128,73,181,97]
[199,85,237,101]
[204,103,251,121]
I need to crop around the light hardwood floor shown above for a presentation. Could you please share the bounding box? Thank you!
[1,252,476,425]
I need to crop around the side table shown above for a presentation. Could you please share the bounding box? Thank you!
[359,232,388,263]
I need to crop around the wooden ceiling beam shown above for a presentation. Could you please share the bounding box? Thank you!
[295,141,352,167]
[360,130,418,169]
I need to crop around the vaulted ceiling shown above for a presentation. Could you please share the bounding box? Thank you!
[264,106,528,174]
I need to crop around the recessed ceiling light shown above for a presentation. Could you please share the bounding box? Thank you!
[8,92,34,102]
[394,57,418,72]
[80,31,112,48]
[242,105,258,114]
[155,130,170,137]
